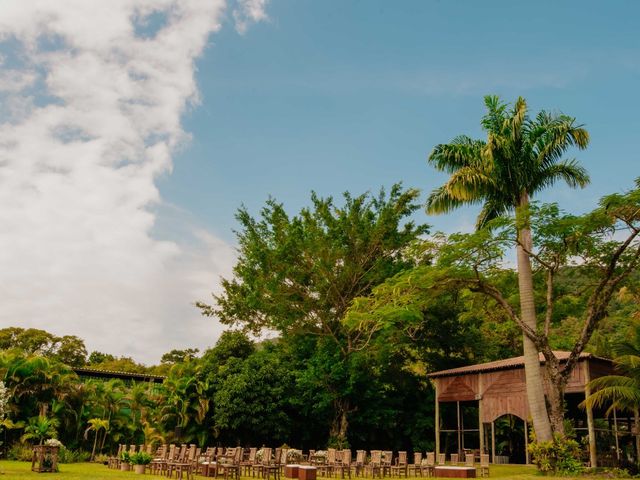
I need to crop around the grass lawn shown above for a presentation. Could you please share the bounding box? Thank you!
[0,461,625,480]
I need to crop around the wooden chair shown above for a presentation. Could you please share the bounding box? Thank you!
[253,447,272,478]
[241,447,257,476]
[381,451,393,477]
[334,449,351,479]
[479,454,490,478]
[263,448,282,480]
[167,444,194,480]
[198,447,217,477]
[436,453,445,466]
[151,444,173,476]
[353,450,366,477]
[108,444,123,469]
[219,446,243,480]
[449,454,459,465]
[391,452,408,478]
[464,454,474,468]
[423,452,436,478]
[407,452,422,477]
[367,451,382,479]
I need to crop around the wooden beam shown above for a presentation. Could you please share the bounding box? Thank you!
[435,380,441,456]
[491,421,495,464]
[524,419,529,465]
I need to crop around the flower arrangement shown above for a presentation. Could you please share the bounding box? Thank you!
[314,450,327,460]
[45,438,63,448]
[286,450,303,463]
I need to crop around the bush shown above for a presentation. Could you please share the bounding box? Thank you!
[528,434,584,475]
[129,451,153,465]
[7,443,33,461]
[58,446,91,463]
[94,453,110,464]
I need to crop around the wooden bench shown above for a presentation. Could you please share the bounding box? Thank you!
[434,466,476,478]
[299,466,317,480]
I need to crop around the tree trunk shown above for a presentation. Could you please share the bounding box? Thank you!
[91,431,98,461]
[516,193,553,442]
[543,359,566,436]
[329,398,351,447]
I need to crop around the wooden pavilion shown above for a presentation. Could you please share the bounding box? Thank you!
[428,351,617,467]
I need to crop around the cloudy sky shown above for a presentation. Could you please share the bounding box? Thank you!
[1,1,639,363]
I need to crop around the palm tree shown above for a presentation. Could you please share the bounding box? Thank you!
[426,95,590,441]
[85,418,109,461]
[21,415,59,445]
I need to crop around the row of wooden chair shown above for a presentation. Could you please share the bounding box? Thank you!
[108,445,490,479]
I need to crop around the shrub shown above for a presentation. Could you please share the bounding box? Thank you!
[58,446,91,463]
[129,451,153,465]
[94,453,110,464]
[528,434,584,475]
[120,450,131,463]
[7,443,33,461]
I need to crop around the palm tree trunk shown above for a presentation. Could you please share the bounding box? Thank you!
[516,192,553,442]
[91,430,98,461]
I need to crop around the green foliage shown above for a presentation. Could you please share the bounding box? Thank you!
[129,451,152,465]
[7,443,34,461]
[528,434,584,475]
[94,453,110,464]
[0,328,87,366]
[160,348,200,365]
[120,450,130,463]
[58,447,91,463]
[21,415,59,444]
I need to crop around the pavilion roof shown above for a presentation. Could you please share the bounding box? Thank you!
[73,366,166,383]
[427,351,612,379]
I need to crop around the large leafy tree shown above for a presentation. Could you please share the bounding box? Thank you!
[199,185,428,444]
[425,96,589,441]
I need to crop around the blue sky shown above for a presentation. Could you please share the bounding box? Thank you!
[1,0,638,362]
[165,0,640,242]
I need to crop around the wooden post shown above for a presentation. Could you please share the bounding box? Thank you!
[478,374,484,455]
[613,408,620,461]
[491,421,496,464]
[583,360,597,468]
[457,401,462,456]
[524,419,529,465]
[434,380,440,456]
[479,404,484,455]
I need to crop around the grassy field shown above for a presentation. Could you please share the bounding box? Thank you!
[0,461,627,480]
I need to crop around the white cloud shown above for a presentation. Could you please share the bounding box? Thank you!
[233,0,269,34]
[0,0,266,363]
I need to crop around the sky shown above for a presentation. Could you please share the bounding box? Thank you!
[0,1,638,363]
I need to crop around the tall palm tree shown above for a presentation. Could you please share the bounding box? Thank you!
[426,95,590,441]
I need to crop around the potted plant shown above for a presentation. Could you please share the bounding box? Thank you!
[130,451,153,474]
[120,451,131,471]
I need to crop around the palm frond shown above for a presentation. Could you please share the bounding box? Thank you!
[531,160,590,192]
[428,136,484,173]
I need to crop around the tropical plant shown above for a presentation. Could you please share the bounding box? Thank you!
[584,321,640,458]
[21,415,59,445]
[129,451,153,465]
[426,95,590,440]
[84,418,109,461]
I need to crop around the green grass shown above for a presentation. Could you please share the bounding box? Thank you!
[0,461,623,480]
